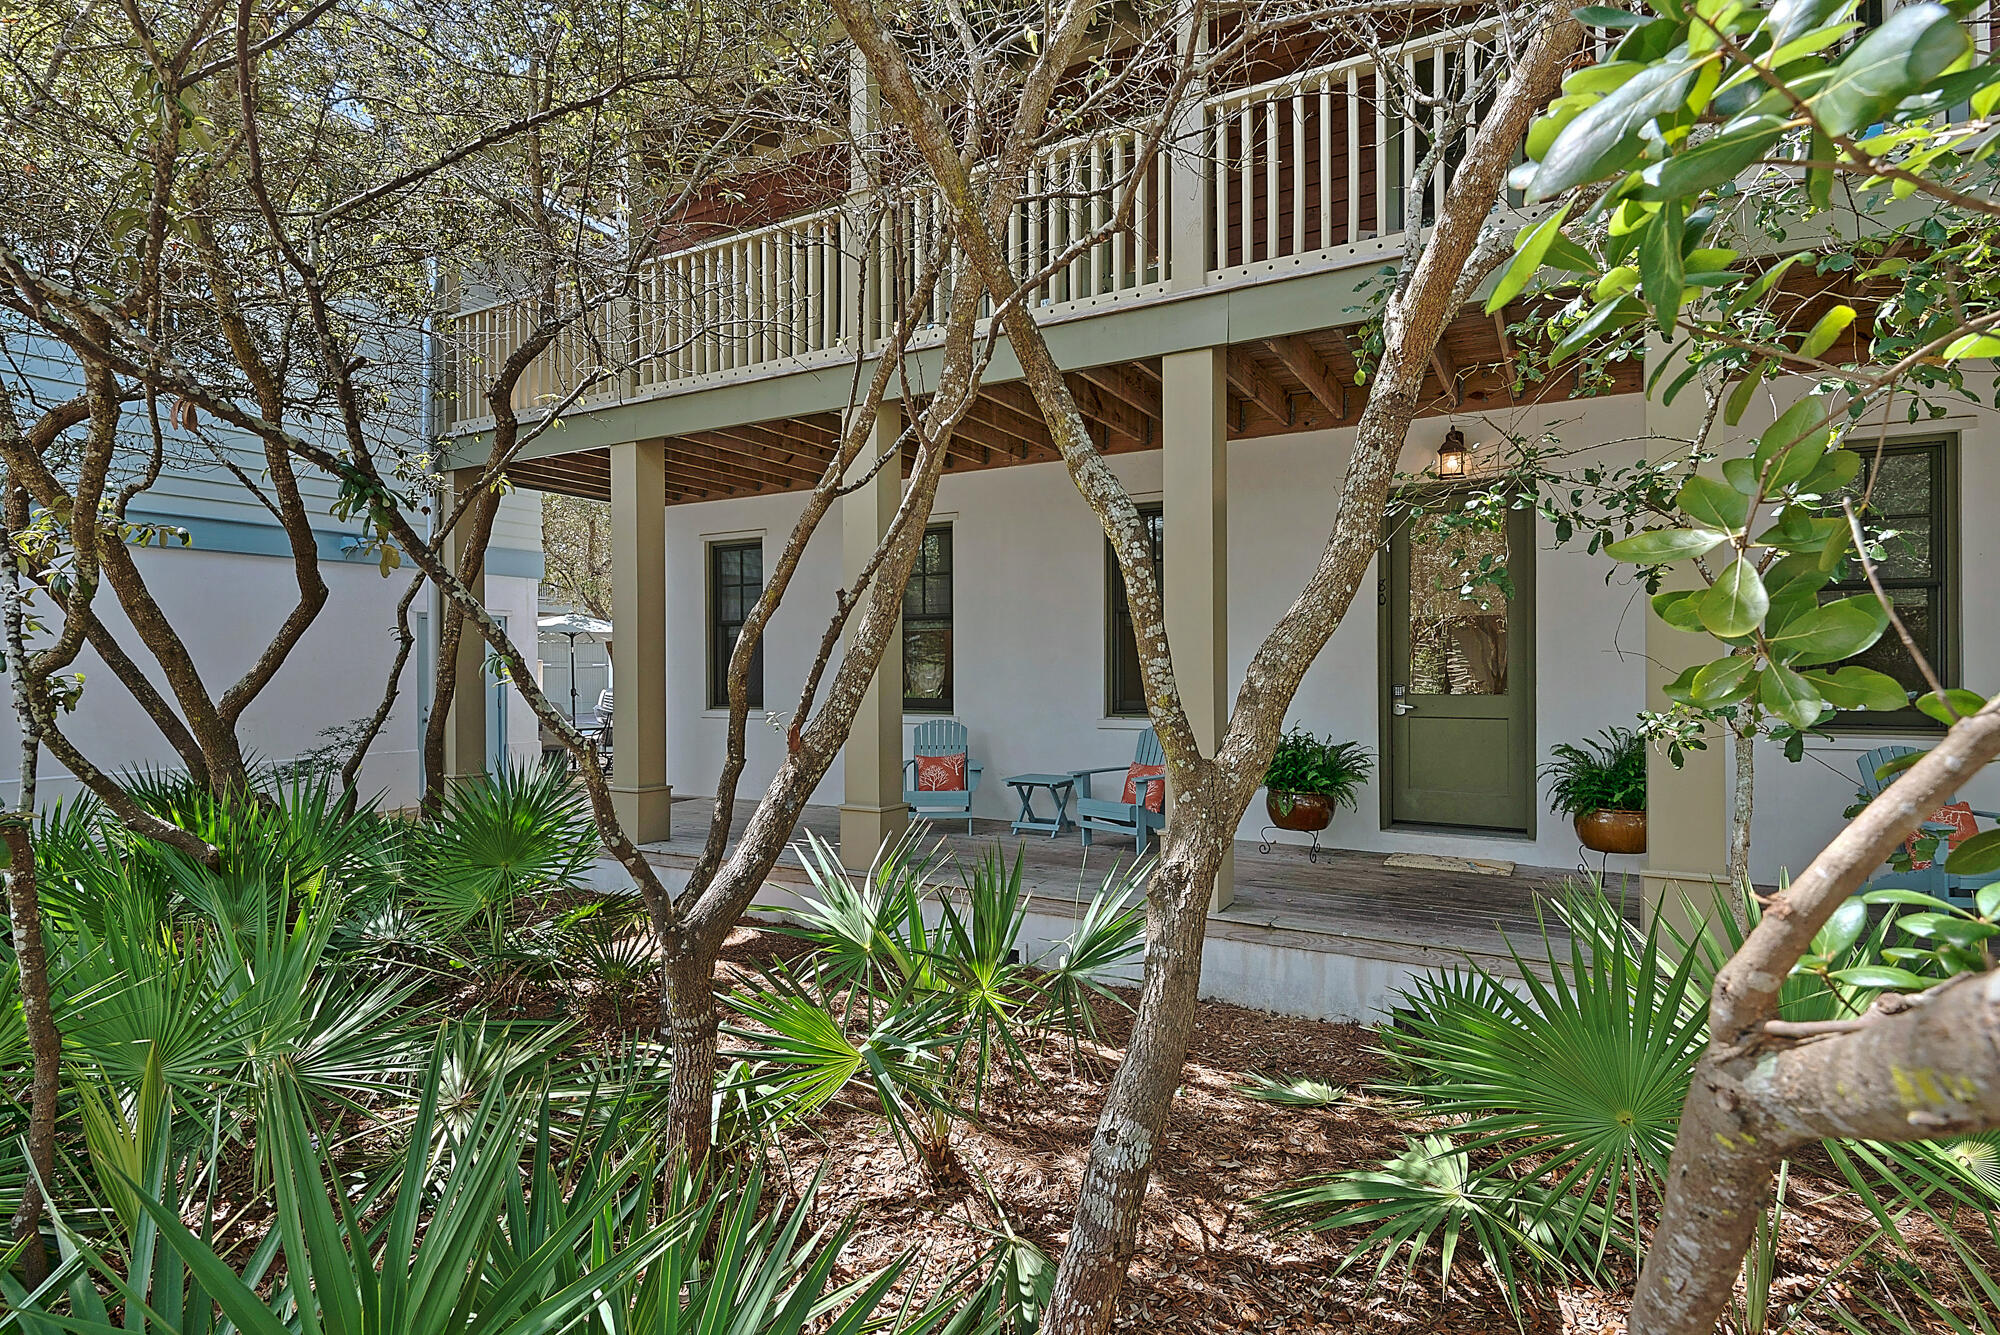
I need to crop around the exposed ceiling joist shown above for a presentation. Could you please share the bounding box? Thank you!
[1264,335,1347,419]
[1073,363,1162,423]
[1429,341,1462,407]
[1225,348,1292,425]
[1063,375,1151,445]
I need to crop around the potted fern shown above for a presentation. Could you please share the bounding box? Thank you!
[1263,727,1373,832]
[1541,727,1647,854]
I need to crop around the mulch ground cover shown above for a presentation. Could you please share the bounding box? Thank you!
[441,910,1982,1335]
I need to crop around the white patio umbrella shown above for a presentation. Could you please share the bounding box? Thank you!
[537,612,612,726]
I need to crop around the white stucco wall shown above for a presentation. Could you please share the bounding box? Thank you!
[643,383,1998,888]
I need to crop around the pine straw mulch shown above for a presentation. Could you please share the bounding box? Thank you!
[469,912,1978,1335]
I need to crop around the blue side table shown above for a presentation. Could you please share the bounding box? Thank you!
[1005,772,1076,837]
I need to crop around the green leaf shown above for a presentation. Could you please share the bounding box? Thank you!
[1699,558,1767,637]
[1802,665,1908,712]
[1635,121,1785,200]
[1765,598,1886,667]
[1691,655,1755,704]
[1662,663,1703,703]
[1797,304,1856,360]
[1813,896,1869,958]
[1573,4,1651,27]
[1757,659,1825,730]
[1675,475,1750,532]
[1487,205,1574,314]
[1947,828,2000,876]
[1861,887,1955,909]
[1829,964,1931,990]
[1605,527,1727,562]
[1942,332,2000,361]
[1916,688,1988,725]
[1528,57,1707,200]
[1977,883,2000,918]
[1651,588,1708,632]
[1808,4,1971,137]
[1641,199,1686,336]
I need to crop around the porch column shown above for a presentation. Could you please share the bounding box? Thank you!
[610,439,672,843]
[1639,338,1730,931]
[440,467,487,784]
[1161,347,1234,911]
[840,403,911,867]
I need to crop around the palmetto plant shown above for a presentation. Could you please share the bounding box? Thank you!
[1259,1133,1574,1313]
[1376,889,1704,1263]
[408,764,598,966]
[730,836,1145,1184]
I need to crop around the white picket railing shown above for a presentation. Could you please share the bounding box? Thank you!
[444,25,1511,430]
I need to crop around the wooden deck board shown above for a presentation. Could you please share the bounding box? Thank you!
[641,798,1622,964]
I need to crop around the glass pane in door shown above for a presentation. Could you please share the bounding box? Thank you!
[1406,513,1509,696]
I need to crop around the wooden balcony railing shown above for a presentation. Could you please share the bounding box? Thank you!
[444,22,1523,432]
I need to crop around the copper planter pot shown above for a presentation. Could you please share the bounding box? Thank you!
[1267,790,1335,832]
[1575,808,1647,855]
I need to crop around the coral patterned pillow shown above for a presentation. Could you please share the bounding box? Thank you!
[1122,762,1166,813]
[1908,801,1979,870]
[916,751,967,792]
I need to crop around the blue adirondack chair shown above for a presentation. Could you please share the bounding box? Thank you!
[1070,727,1167,853]
[1855,744,2000,906]
[904,719,983,833]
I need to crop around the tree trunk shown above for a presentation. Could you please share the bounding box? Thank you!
[1044,820,1226,1332]
[660,938,720,1168]
[1728,719,1754,890]
[2,816,57,1286]
[1630,699,2000,1335]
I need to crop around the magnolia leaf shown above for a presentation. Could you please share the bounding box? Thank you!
[1942,332,2000,361]
[1528,57,1707,200]
[1802,665,1908,712]
[1572,5,1651,27]
[1487,205,1574,313]
[1691,655,1756,704]
[1757,659,1825,730]
[1916,688,1989,725]
[1606,526,1727,562]
[1829,964,1931,991]
[1798,304,1857,360]
[1809,4,1970,137]
[1766,598,1887,667]
[1722,457,1760,495]
[1676,474,1750,532]
[1641,199,1686,335]
[1700,558,1768,637]
[1812,896,1869,959]
[1662,663,1703,704]
[1651,587,1708,632]
[1635,121,1785,200]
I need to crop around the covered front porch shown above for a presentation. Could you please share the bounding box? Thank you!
[631,797,1618,1021]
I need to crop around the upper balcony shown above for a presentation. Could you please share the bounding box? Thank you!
[444,20,1582,454]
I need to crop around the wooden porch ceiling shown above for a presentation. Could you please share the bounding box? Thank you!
[506,301,1643,505]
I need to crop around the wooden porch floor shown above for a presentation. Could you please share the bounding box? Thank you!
[642,797,1626,967]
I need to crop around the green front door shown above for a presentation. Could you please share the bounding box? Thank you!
[1383,502,1536,832]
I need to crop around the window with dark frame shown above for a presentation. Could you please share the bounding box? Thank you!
[709,540,764,710]
[1106,505,1165,718]
[903,525,954,713]
[1829,437,1955,730]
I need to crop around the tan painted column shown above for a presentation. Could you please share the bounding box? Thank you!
[440,467,488,784]
[1162,348,1234,911]
[610,440,672,843]
[839,403,911,868]
[1638,337,1730,931]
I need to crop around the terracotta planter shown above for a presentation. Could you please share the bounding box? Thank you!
[1267,790,1335,832]
[1575,808,1647,855]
